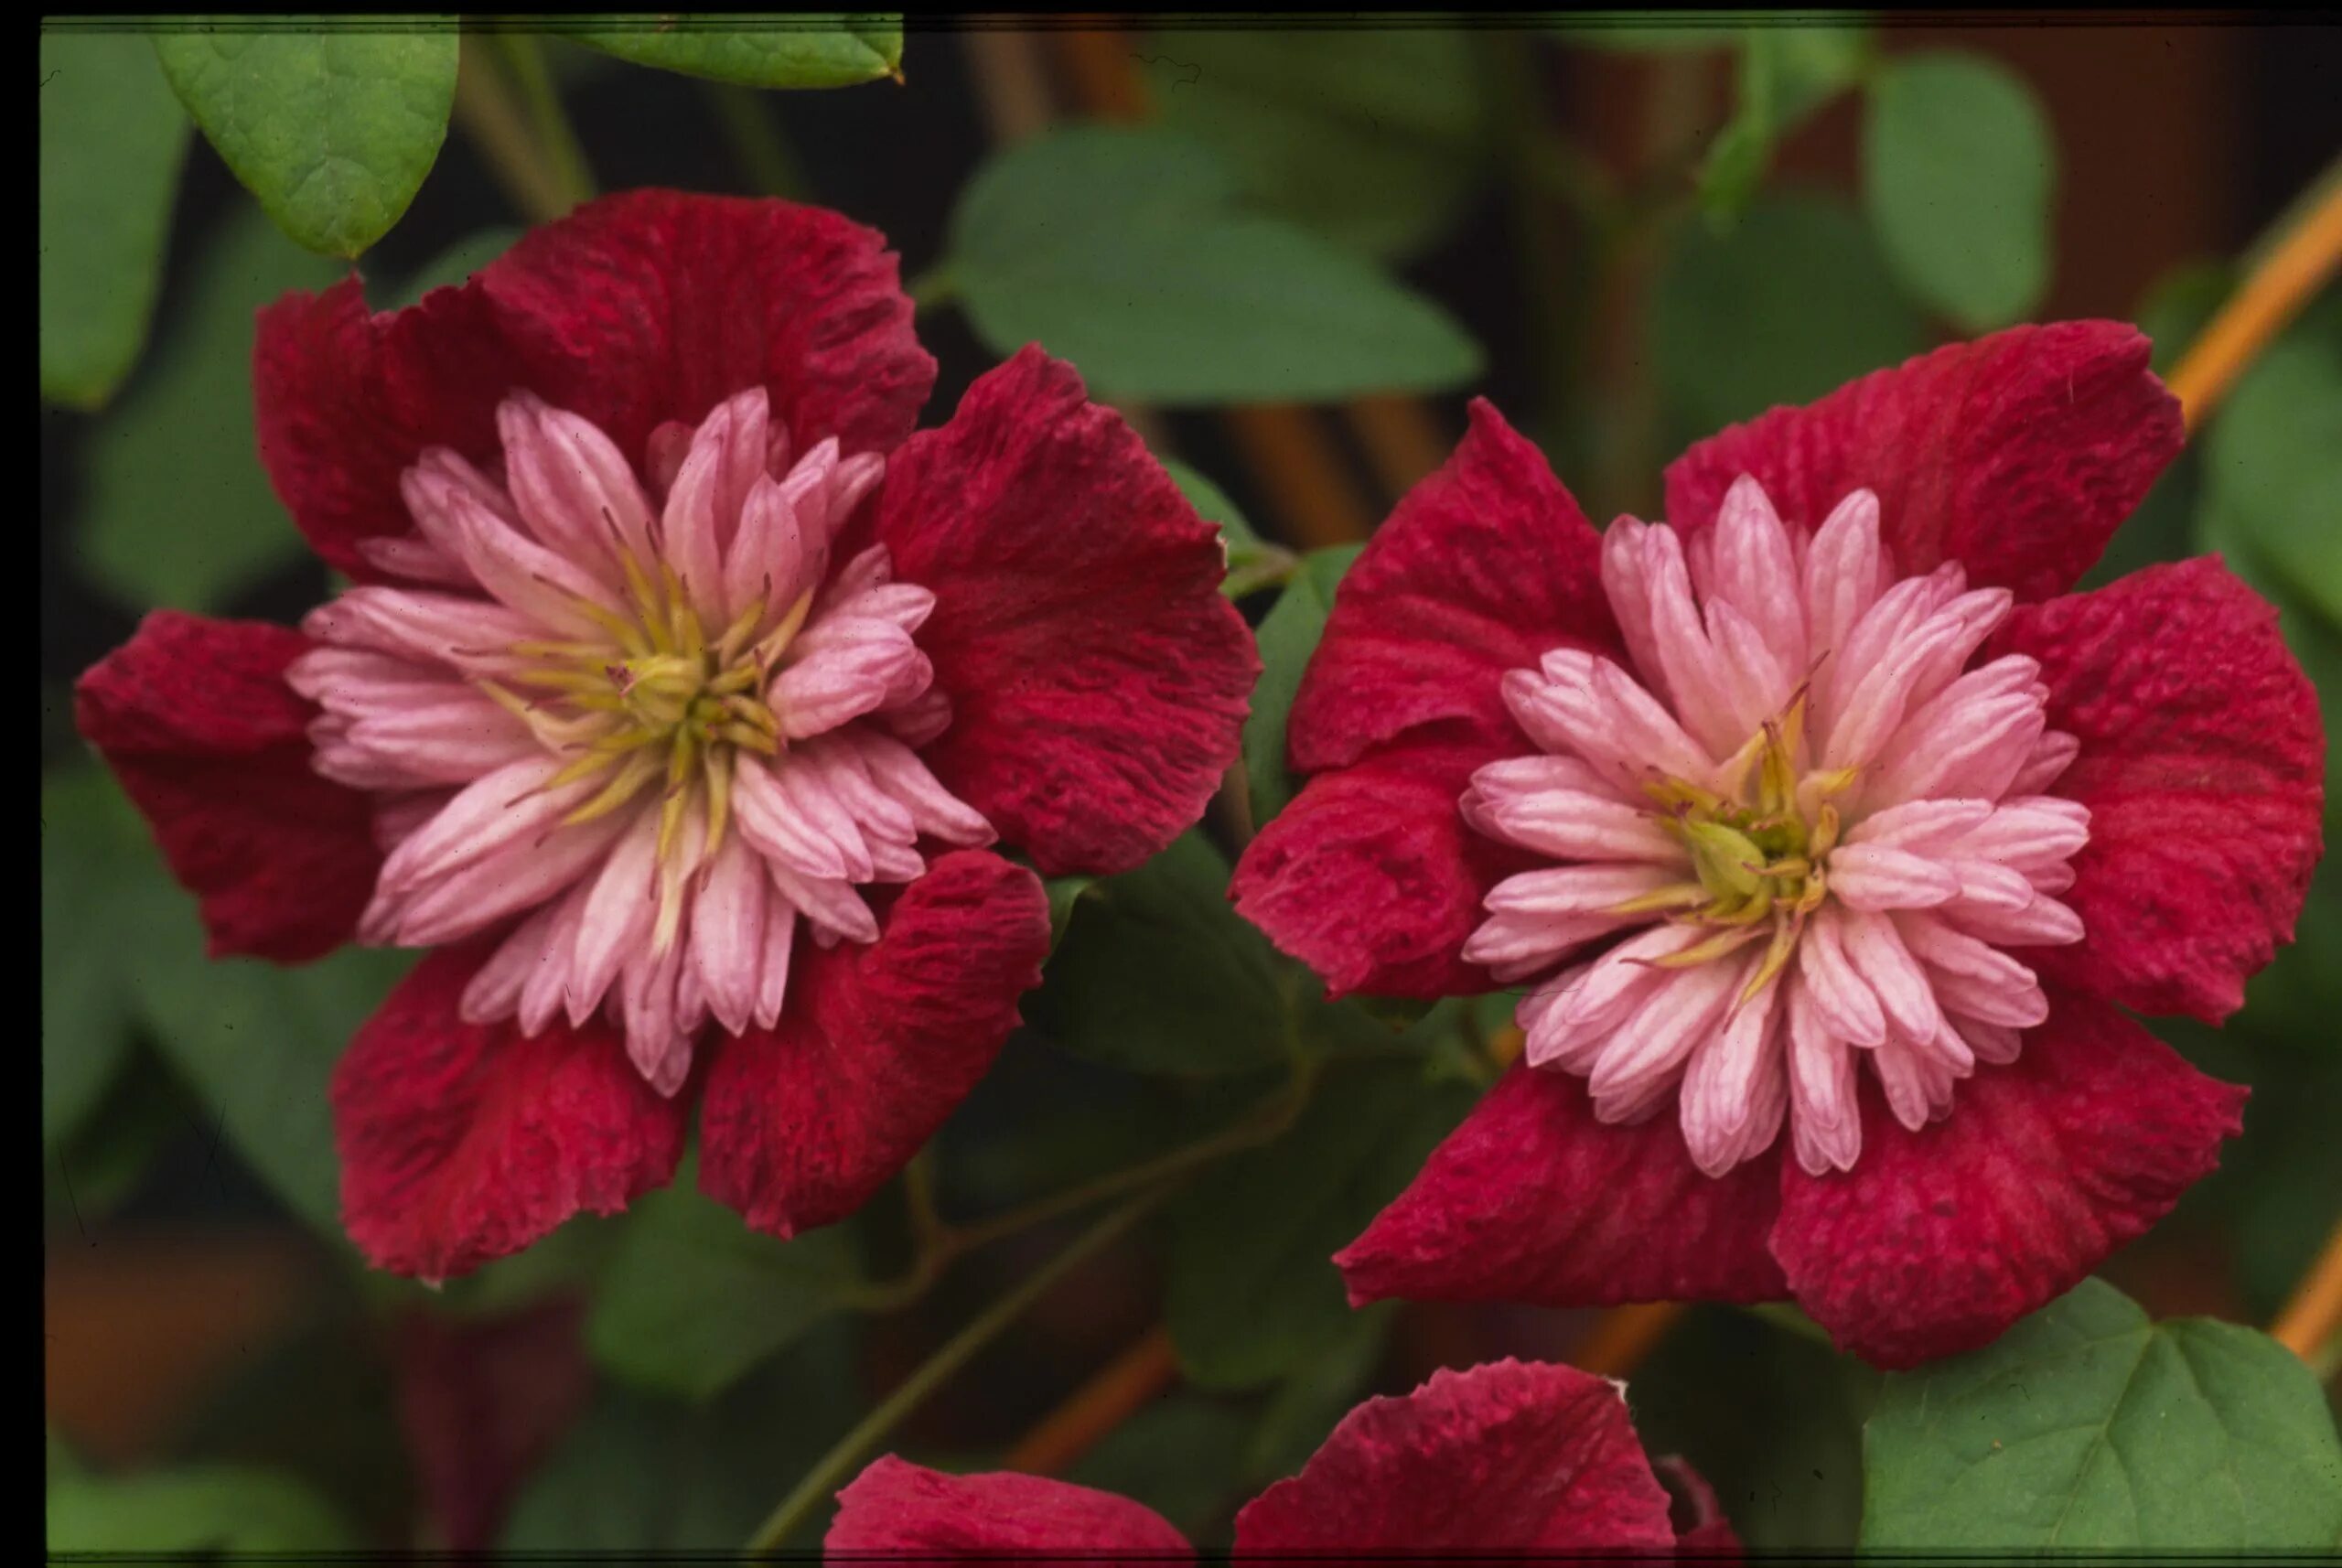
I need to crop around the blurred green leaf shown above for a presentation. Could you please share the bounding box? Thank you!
[946,126,1481,405]
[1143,27,1489,261]
[1631,1305,1873,1552]
[1242,1303,1393,1487]
[47,1048,188,1231]
[155,23,457,258]
[587,1170,862,1402]
[502,1321,860,1552]
[1161,456,1260,550]
[1244,544,1363,827]
[563,16,901,89]
[389,223,522,308]
[48,1464,357,1552]
[39,31,190,409]
[1699,27,1872,220]
[1863,1278,2342,1549]
[42,770,170,1152]
[2198,325,2342,632]
[2135,258,2236,377]
[1164,1058,1474,1390]
[1654,190,1923,446]
[1066,1393,1255,1541]
[1043,875,1097,954]
[78,201,338,612]
[1862,50,2054,330]
[1031,831,1292,1078]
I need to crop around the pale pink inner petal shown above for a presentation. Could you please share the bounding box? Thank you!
[296,386,995,1093]
[1466,477,2087,1176]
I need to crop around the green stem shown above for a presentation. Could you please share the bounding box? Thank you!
[744,1188,1169,1552]
[705,81,809,199]
[493,31,596,211]
[908,265,959,315]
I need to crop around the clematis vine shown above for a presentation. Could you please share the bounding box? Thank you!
[75,191,1256,1283]
[1230,323,2325,1367]
[823,1359,1737,1556]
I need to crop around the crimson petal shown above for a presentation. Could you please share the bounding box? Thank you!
[826,1455,1190,1558]
[74,611,380,962]
[332,945,689,1282]
[1337,1065,1789,1309]
[699,851,1049,1239]
[1998,557,2325,1023]
[869,347,1256,876]
[1231,1359,1679,1552]
[1665,321,2182,603]
[256,191,931,577]
[1769,987,2246,1369]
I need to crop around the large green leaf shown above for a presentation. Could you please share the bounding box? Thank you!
[41,770,174,1153]
[1654,190,1923,447]
[1243,545,1362,827]
[137,925,416,1240]
[1862,50,2055,330]
[562,16,901,89]
[1029,831,1293,1078]
[1065,1392,1257,1541]
[76,201,338,612]
[39,31,190,409]
[1241,1301,1393,1487]
[945,126,1481,405]
[586,1171,863,1402]
[502,1321,861,1552]
[48,1464,357,1552]
[1143,27,1489,262]
[1863,1278,2342,1550]
[155,23,457,258]
[1164,1058,1475,1390]
[2197,324,2342,633]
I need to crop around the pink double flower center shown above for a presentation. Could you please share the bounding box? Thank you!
[288,386,994,1094]
[1463,476,2091,1178]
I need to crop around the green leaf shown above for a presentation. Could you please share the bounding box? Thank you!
[41,771,170,1152]
[1631,1305,1874,1551]
[2135,258,2235,377]
[2198,325,2342,633]
[155,23,457,258]
[1161,456,1259,549]
[1044,875,1098,954]
[1862,1278,2342,1550]
[1031,831,1292,1078]
[946,126,1481,405]
[1654,190,1923,446]
[48,1464,357,1552]
[1699,27,1872,219]
[562,16,901,89]
[76,201,338,611]
[503,1321,861,1552]
[1862,50,2055,330]
[389,223,521,308]
[1243,1305,1393,1487]
[1144,27,1489,262]
[1165,1058,1476,1389]
[135,904,416,1239]
[586,1171,862,1402]
[1065,1393,1256,1540]
[1244,545,1363,827]
[39,31,190,409]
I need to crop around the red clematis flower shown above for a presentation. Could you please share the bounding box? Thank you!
[74,191,1256,1282]
[1230,323,2324,1369]
[824,1359,1738,1556]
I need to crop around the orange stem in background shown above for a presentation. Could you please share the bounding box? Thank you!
[2272,1212,2342,1373]
[1346,395,1454,501]
[1003,1324,1180,1476]
[2165,170,2342,435]
[1224,406,1380,549]
[1572,1302,1687,1378]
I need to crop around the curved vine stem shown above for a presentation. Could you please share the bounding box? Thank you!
[743,1187,1170,1552]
